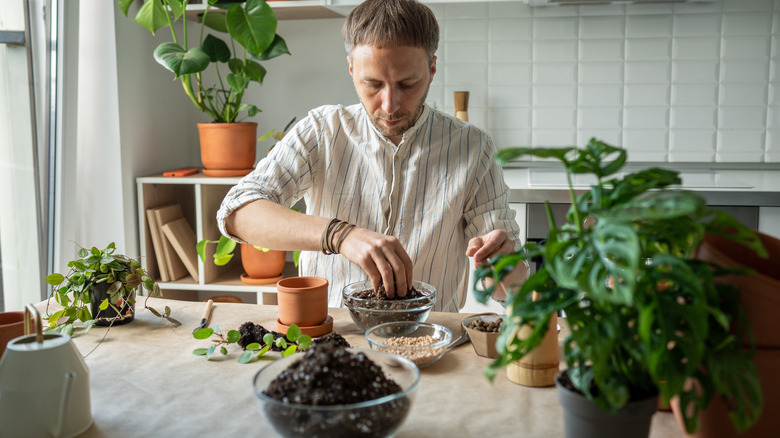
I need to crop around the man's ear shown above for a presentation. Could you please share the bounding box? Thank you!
[429,55,437,83]
[347,55,353,76]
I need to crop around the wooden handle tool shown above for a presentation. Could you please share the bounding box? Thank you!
[193,299,213,332]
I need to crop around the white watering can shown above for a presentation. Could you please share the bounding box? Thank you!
[0,304,93,437]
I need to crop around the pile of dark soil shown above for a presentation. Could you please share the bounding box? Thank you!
[239,323,352,352]
[311,332,351,349]
[238,322,286,351]
[261,343,410,437]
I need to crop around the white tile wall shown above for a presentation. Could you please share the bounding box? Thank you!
[431,0,780,163]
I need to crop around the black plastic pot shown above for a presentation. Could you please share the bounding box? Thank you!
[90,282,135,326]
[556,372,658,438]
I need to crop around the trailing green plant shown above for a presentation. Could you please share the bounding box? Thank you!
[44,243,181,335]
[192,324,311,363]
[118,0,290,123]
[473,138,766,434]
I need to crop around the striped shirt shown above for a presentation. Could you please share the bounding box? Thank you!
[217,103,520,312]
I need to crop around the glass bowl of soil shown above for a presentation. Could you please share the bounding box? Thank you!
[253,345,420,438]
[365,321,452,368]
[342,280,437,332]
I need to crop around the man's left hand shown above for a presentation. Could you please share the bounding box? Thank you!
[466,230,514,267]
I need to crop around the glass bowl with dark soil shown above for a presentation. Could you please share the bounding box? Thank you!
[342,280,437,332]
[253,343,420,438]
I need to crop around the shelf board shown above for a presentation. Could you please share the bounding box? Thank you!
[185,1,345,22]
[156,261,297,293]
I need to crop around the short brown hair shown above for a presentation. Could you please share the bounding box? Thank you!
[343,0,439,63]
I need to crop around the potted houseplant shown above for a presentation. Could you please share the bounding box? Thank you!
[44,243,180,333]
[118,0,290,176]
[197,205,301,283]
[197,235,290,284]
[473,139,766,437]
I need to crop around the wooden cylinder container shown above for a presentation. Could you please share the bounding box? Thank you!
[506,292,559,387]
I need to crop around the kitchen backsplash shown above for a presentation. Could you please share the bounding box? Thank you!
[423,0,780,163]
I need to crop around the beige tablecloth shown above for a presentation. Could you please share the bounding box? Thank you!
[39,298,682,437]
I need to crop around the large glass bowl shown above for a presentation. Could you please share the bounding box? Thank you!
[342,280,437,332]
[253,348,420,438]
[366,321,452,368]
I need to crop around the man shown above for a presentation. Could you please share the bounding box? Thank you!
[217,0,522,312]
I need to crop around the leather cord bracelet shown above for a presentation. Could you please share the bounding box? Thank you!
[320,218,341,255]
[320,218,354,255]
[335,223,356,254]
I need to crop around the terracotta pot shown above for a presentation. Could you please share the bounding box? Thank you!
[240,244,285,279]
[669,231,780,437]
[693,232,780,348]
[276,277,328,327]
[670,348,780,438]
[0,311,26,360]
[197,122,257,176]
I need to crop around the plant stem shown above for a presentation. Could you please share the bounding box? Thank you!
[181,75,205,112]
[163,2,178,46]
[566,171,583,233]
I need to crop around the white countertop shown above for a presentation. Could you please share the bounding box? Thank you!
[503,166,780,206]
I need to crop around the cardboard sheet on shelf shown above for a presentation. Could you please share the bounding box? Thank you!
[152,204,189,281]
[146,207,170,282]
[161,217,200,282]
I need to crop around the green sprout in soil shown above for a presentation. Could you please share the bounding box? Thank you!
[192,324,312,363]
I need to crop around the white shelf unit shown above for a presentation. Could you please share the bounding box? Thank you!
[184,1,348,22]
[136,173,295,304]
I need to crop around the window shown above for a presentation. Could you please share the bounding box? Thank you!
[0,0,55,311]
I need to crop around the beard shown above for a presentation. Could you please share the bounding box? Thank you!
[364,89,429,139]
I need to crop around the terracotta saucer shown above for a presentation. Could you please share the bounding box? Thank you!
[202,168,254,177]
[240,273,283,285]
[276,315,333,337]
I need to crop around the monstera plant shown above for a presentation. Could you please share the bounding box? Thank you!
[474,139,765,436]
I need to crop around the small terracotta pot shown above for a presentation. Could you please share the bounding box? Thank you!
[240,244,285,279]
[197,122,257,175]
[0,311,26,360]
[276,277,328,327]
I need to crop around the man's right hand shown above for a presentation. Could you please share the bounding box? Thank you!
[337,228,413,298]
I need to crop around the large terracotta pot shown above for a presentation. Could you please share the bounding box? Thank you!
[240,244,285,280]
[693,232,780,348]
[197,122,257,177]
[276,276,328,327]
[669,231,780,437]
[671,348,780,438]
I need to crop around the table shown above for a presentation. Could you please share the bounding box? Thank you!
[43,298,683,437]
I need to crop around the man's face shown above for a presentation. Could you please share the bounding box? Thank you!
[348,45,436,144]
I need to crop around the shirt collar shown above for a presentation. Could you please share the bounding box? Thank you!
[363,104,432,149]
